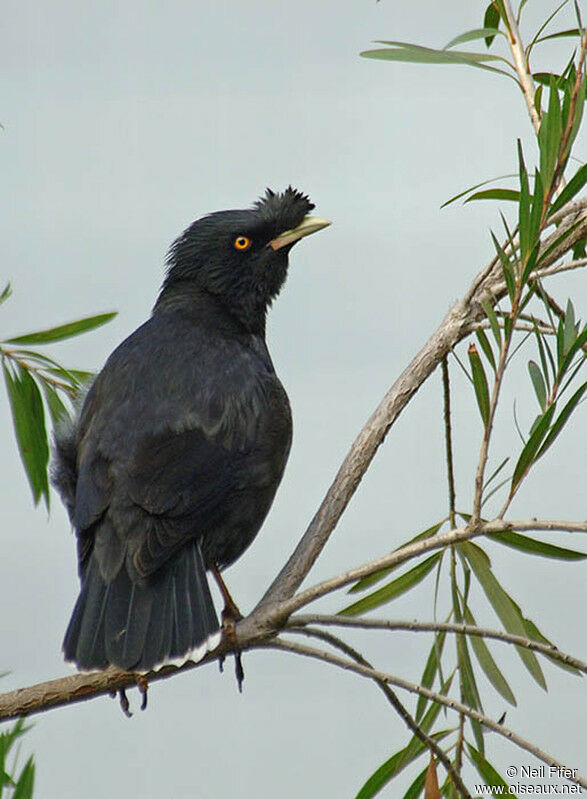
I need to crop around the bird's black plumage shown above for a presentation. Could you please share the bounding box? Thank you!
[52,187,329,671]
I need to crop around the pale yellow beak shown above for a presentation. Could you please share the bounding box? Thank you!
[269,215,331,251]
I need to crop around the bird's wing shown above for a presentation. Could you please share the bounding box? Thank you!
[71,314,284,580]
[124,425,248,576]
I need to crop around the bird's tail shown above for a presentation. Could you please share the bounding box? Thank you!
[63,541,220,672]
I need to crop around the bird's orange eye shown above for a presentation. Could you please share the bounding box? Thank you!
[234,235,252,251]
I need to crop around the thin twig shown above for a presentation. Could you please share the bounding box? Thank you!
[287,626,472,799]
[267,638,587,790]
[275,519,587,618]
[442,358,457,528]
[533,256,587,280]
[502,0,541,133]
[472,313,514,521]
[287,615,587,672]
[534,282,566,319]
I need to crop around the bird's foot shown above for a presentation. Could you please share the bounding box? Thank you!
[118,688,132,718]
[136,674,149,711]
[221,611,244,693]
[211,563,245,691]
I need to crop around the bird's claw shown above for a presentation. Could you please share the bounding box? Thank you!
[221,614,245,692]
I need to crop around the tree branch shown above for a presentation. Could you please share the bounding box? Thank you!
[275,518,587,618]
[286,615,587,673]
[258,200,587,612]
[286,625,472,799]
[267,637,587,790]
[502,0,541,133]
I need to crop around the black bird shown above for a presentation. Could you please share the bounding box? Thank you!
[52,187,329,672]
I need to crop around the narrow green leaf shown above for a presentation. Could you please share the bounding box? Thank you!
[528,169,544,247]
[375,41,508,64]
[402,765,428,799]
[355,731,452,799]
[534,83,543,116]
[558,326,587,378]
[444,28,502,50]
[468,343,491,427]
[572,237,586,259]
[41,382,70,424]
[350,520,446,593]
[510,404,556,492]
[416,632,447,722]
[481,300,502,348]
[522,617,580,675]
[483,3,501,47]
[499,211,521,269]
[539,80,562,190]
[537,216,581,266]
[563,299,576,354]
[491,232,515,301]
[482,475,511,507]
[486,529,586,560]
[536,380,587,459]
[518,140,531,260]
[526,0,571,57]
[483,457,510,492]
[533,321,554,391]
[361,43,516,80]
[4,311,117,345]
[441,173,517,208]
[464,605,517,706]
[467,744,514,794]
[465,188,520,203]
[536,27,581,43]
[533,71,562,87]
[0,282,12,305]
[559,356,586,397]
[12,758,35,799]
[476,329,496,372]
[528,360,547,410]
[549,162,587,217]
[3,362,50,507]
[399,673,454,770]
[458,629,484,747]
[339,553,442,616]
[568,76,586,152]
[461,542,547,688]
[556,314,566,366]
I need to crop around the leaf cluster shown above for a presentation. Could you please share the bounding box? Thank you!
[0,283,116,508]
[0,718,34,799]
[352,3,587,796]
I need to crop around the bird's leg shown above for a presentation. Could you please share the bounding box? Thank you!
[211,564,245,692]
[211,564,243,621]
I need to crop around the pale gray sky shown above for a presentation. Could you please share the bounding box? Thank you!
[2,1,585,797]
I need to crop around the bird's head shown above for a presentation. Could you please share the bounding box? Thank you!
[158,187,330,334]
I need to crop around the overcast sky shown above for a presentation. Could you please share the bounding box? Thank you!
[2,1,586,797]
